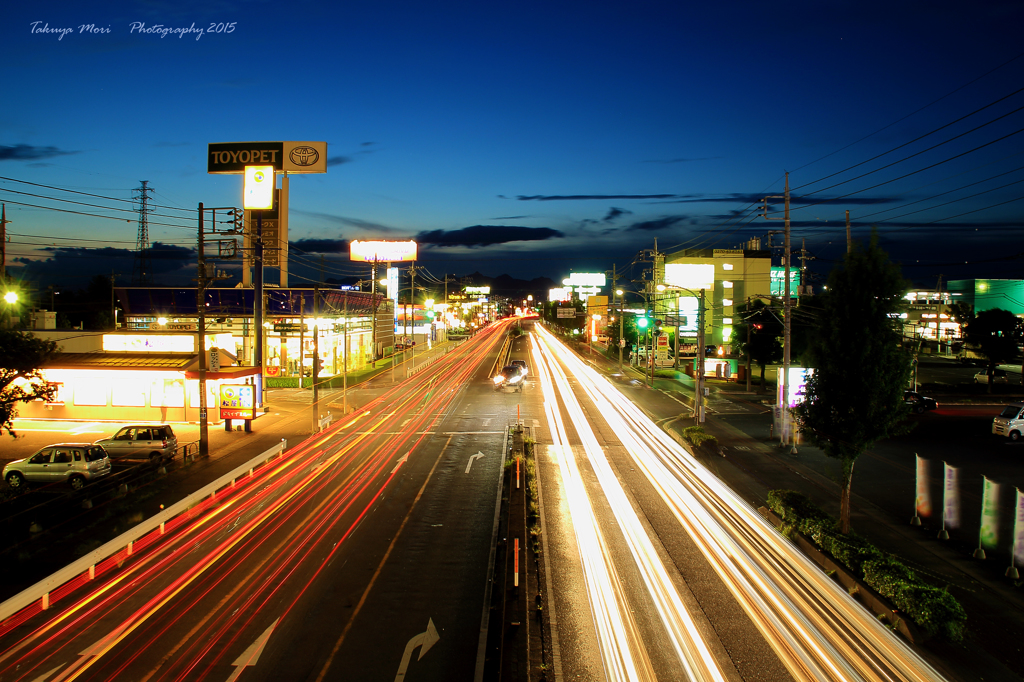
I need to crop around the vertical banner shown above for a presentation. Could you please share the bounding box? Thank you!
[943,462,960,529]
[980,476,1001,550]
[1014,488,1024,566]
[915,455,931,518]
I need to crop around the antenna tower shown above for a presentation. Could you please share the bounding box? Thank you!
[132,180,153,284]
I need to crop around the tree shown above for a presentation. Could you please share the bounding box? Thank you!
[792,235,912,534]
[962,308,1022,392]
[0,329,59,437]
[732,299,783,392]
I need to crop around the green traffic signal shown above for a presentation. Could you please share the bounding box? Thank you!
[637,317,649,329]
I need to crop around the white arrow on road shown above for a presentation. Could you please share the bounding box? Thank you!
[47,623,128,682]
[30,665,65,682]
[393,452,410,474]
[226,619,279,682]
[395,618,440,681]
[464,452,485,474]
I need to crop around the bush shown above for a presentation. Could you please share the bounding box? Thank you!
[767,489,967,642]
[682,425,717,449]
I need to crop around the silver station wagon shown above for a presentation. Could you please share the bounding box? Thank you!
[3,443,112,491]
[94,424,178,462]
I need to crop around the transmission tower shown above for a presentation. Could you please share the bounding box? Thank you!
[132,180,153,285]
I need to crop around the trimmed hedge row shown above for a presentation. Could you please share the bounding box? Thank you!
[767,490,967,642]
[682,425,718,449]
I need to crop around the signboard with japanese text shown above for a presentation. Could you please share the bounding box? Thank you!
[219,384,256,420]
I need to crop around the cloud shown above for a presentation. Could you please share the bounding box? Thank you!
[290,238,349,254]
[491,215,530,220]
[0,144,80,161]
[290,209,398,233]
[515,194,683,201]
[626,216,688,232]
[415,225,564,248]
[653,193,899,206]
[643,157,723,163]
[327,155,354,166]
[603,206,632,222]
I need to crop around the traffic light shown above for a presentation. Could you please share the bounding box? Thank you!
[637,317,649,329]
[315,357,324,374]
[654,319,663,336]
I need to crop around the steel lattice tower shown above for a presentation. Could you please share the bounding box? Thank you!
[132,180,153,285]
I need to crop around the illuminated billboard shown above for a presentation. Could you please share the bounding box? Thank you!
[549,288,571,302]
[220,384,256,420]
[243,166,275,210]
[349,240,418,262]
[208,141,328,174]
[563,272,606,287]
[465,286,491,295]
[770,267,801,296]
[664,263,714,291]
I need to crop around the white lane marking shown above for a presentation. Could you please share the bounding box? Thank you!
[30,665,65,682]
[465,452,485,474]
[394,618,440,681]
[393,452,410,474]
[227,619,279,682]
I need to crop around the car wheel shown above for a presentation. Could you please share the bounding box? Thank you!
[915,404,924,414]
[1011,431,1021,442]
[6,471,26,490]
[68,474,86,491]
[150,452,162,464]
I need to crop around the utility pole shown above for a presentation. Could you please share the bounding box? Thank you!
[845,210,852,255]
[312,284,320,433]
[696,289,706,423]
[1,204,10,285]
[343,293,349,415]
[762,173,795,451]
[745,296,752,392]
[197,203,209,458]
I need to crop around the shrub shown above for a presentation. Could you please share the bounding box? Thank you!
[767,489,967,642]
[682,425,717,449]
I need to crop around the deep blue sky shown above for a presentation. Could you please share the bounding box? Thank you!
[2,0,1023,294]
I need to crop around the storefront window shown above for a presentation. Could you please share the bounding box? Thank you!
[74,382,108,406]
[151,378,185,408]
[112,378,147,407]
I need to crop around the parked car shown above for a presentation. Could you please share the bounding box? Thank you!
[94,424,178,462]
[3,444,112,491]
[992,403,1024,440]
[974,368,1010,384]
[903,390,937,413]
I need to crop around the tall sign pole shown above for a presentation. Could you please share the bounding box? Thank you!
[197,203,209,457]
[783,172,793,450]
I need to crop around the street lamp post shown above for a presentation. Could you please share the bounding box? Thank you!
[616,288,624,372]
[658,283,706,423]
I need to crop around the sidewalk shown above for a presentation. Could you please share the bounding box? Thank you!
[587,349,1024,681]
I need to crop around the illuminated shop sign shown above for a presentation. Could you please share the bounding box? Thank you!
[349,240,418,262]
[562,273,606,287]
[664,263,714,291]
[770,267,801,296]
[207,141,328,174]
[220,384,256,420]
[465,286,491,295]
[103,335,196,353]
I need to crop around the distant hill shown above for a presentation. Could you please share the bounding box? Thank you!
[459,272,556,298]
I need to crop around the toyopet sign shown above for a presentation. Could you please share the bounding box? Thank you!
[208,142,328,174]
[220,384,256,420]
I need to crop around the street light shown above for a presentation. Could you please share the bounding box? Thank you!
[657,283,707,423]
[616,288,624,372]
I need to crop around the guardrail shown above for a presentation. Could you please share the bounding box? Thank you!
[317,411,333,433]
[0,438,288,622]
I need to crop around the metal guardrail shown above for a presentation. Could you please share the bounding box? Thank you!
[0,438,288,622]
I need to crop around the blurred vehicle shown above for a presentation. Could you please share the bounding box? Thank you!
[992,402,1024,440]
[903,390,937,413]
[510,360,528,377]
[974,368,1009,384]
[94,424,178,462]
[3,444,112,491]
[493,365,526,392]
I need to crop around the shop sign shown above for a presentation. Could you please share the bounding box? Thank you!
[220,384,256,420]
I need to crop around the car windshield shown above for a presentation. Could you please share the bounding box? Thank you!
[998,406,1021,418]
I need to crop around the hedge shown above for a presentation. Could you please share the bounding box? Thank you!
[767,489,967,642]
[682,425,717,449]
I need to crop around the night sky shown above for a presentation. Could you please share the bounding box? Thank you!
[2,0,1023,294]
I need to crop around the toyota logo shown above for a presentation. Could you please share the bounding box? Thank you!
[290,146,320,166]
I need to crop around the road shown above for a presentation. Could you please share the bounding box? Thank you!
[0,321,517,682]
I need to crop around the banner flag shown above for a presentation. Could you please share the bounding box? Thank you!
[980,476,1001,550]
[915,455,931,518]
[943,462,959,529]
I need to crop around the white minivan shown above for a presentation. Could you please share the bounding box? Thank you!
[992,403,1024,440]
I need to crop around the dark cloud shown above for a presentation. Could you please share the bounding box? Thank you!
[415,225,564,248]
[290,209,398,233]
[603,206,632,222]
[290,238,349,254]
[653,193,899,206]
[491,215,530,220]
[643,157,723,163]
[360,141,376,147]
[327,155,354,166]
[516,194,682,201]
[0,144,80,161]
[627,216,688,232]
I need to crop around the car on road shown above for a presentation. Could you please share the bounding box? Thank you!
[94,424,178,462]
[974,368,1010,384]
[992,403,1024,440]
[903,391,937,413]
[3,444,112,491]
[510,360,528,377]
[493,365,526,392]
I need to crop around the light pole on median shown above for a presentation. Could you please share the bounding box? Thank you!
[616,288,624,372]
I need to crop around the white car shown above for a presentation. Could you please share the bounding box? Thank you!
[4,443,112,491]
[974,369,1010,384]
